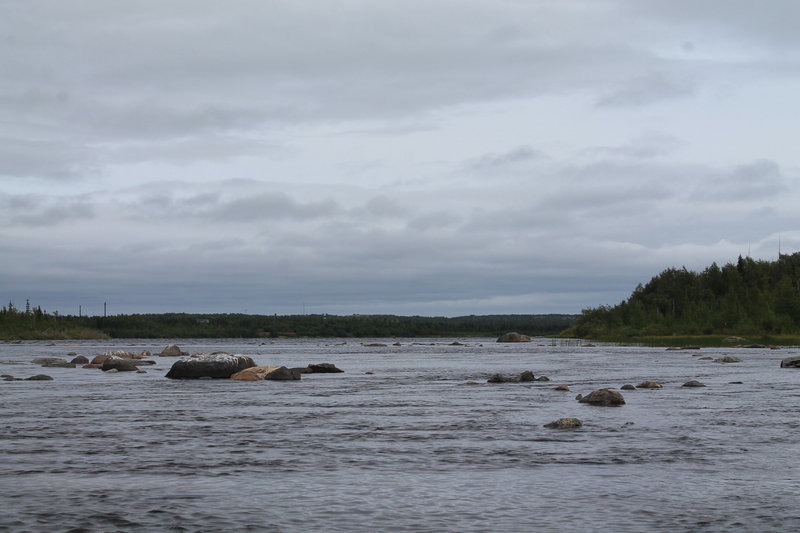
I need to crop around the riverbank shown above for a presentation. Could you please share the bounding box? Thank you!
[572,334,800,347]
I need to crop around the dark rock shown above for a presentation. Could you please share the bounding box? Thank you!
[553,384,570,391]
[90,354,111,365]
[620,384,636,390]
[362,343,388,347]
[82,364,103,369]
[578,388,626,406]
[450,341,465,346]
[166,354,256,379]
[290,367,313,374]
[307,363,344,373]
[780,356,800,368]
[637,380,663,389]
[496,332,532,343]
[536,376,550,382]
[26,374,54,381]
[682,380,706,387]
[544,417,583,429]
[31,357,75,368]
[70,355,90,365]
[742,344,767,349]
[488,373,513,383]
[519,370,535,382]
[3,374,22,381]
[101,356,140,372]
[714,356,742,363]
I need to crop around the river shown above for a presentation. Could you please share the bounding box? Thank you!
[1,338,798,532]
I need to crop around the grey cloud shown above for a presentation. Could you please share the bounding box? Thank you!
[696,159,787,201]
[466,146,544,172]
[0,193,96,227]
[596,71,694,107]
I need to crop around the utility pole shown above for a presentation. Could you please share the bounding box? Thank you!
[104,302,107,317]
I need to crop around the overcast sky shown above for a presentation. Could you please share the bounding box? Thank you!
[2,0,799,317]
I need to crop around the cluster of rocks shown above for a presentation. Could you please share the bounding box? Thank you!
[164,353,344,380]
[3,373,54,381]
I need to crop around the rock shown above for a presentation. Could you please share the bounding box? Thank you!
[487,371,537,383]
[82,364,103,369]
[637,380,662,389]
[699,356,713,360]
[519,370,535,382]
[450,341,465,346]
[362,343,387,347]
[231,365,299,381]
[620,384,636,390]
[578,388,626,407]
[2,374,21,381]
[544,417,583,429]
[90,354,111,365]
[682,380,706,387]
[714,356,742,363]
[496,332,532,343]
[307,363,344,373]
[488,373,511,383]
[103,350,150,359]
[465,381,479,385]
[742,344,767,349]
[31,358,75,368]
[101,356,140,372]
[536,376,550,382]
[553,384,570,391]
[70,355,90,365]
[780,356,800,368]
[165,353,256,379]
[393,342,402,346]
[25,374,54,381]
[158,344,186,357]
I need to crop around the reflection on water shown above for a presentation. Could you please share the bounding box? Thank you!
[1,338,799,532]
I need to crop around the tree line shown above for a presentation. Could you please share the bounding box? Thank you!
[0,305,577,340]
[565,252,800,340]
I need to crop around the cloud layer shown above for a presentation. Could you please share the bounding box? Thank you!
[2,1,799,316]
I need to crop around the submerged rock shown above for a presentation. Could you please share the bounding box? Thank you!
[780,356,800,368]
[26,374,54,381]
[577,389,626,407]
[620,384,636,390]
[166,353,256,379]
[31,358,75,368]
[544,417,583,429]
[69,355,90,365]
[487,371,538,383]
[553,384,570,391]
[496,332,532,343]
[637,380,663,389]
[682,380,706,387]
[714,356,742,363]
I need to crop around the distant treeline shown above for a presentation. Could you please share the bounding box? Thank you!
[0,305,577,340]
[564,253,800,340]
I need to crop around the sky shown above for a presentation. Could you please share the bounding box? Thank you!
[2,0,800,317]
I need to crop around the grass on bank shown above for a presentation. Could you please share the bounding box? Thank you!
[558,333,800,347]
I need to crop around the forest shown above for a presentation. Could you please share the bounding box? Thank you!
[0,303,576,340]
[564,252,800,342]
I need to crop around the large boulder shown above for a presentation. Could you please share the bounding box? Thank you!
[780,356,800,368]
[70,355,90,365]
[231,365,299,381]
[159,344,186,357]
[577,389,626,407]
[496,332,532,343]
[165,354,256,379]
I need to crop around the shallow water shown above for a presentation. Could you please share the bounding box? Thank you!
[1,338,799,532]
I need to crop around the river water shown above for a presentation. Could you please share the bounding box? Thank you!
[1,338,798,532]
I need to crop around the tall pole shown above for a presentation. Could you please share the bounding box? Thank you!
[104,302,107,317]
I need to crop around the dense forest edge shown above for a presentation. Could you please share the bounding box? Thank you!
[561,252,800,346]
[0,304,576,340]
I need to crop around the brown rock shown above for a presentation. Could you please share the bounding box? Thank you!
[158,344,185,357]
[496,332,532,343]
[230,365,298,381]
[682,380,706,387]
[553,384,570,391]
[620,384,636,390]
[578,388,626,407]
[637,380,663,389]
[544,417,583,429]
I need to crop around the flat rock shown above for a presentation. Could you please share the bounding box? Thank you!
[26,374,54,381]
[101,356,140,372]
[166,353,256,379]
[31,358,75,368]
[158,344,186,356]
